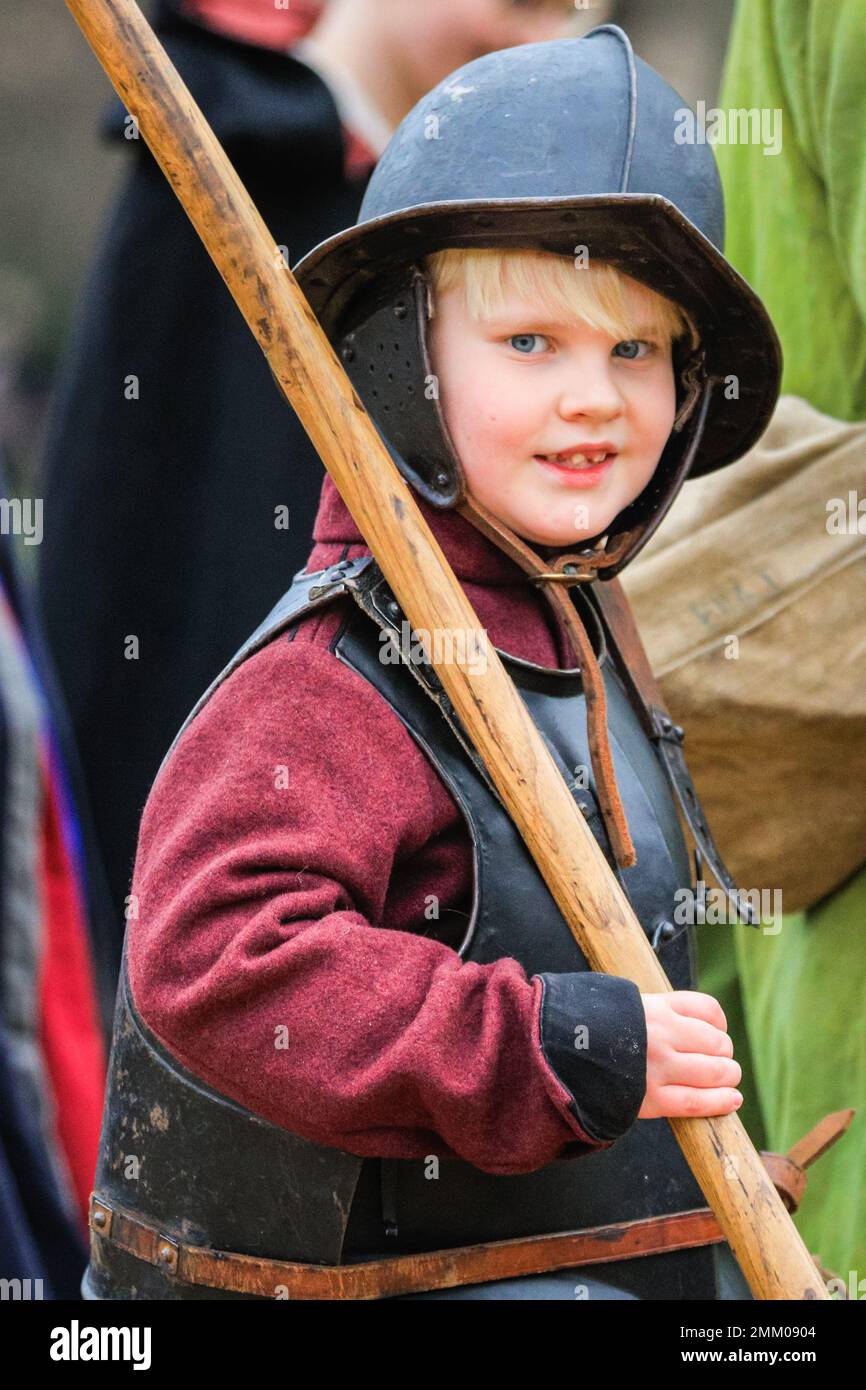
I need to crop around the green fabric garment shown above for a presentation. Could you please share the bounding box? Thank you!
[702,0,866,1281]
[715,0,866,419]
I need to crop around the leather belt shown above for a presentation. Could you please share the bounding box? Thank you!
[88,1109,852,1300]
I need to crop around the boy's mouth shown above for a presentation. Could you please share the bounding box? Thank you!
[533,446,617,485]
[533,444,618,469]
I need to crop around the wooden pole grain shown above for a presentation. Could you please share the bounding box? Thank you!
[65,0,828,1300]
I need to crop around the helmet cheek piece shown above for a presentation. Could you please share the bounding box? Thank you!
[336,266,466,510]
[672,333,708,433]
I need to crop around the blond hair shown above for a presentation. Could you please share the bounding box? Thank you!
[424,247,697,349]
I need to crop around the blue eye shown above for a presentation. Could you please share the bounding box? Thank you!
[613,339,652,360]
[509,333,549,354]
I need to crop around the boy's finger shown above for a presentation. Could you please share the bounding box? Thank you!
[655,1085,743,1118]
[667,1017,734,1058]
[666,990,728,1032]
[660,1052,742,1090]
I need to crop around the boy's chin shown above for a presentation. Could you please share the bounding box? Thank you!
[506,514,615,550]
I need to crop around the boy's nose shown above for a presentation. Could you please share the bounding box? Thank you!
[556,377,624,424]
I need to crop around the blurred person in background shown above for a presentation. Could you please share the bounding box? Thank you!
[36,0,585,961]
[0,434,106,1296]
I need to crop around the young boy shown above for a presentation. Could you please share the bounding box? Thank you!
[83,26,782,1301]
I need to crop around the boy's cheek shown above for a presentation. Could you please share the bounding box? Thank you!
[624,454,664,497]
[462,452,505,501]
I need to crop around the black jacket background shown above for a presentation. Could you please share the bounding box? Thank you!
[37,5,371,950]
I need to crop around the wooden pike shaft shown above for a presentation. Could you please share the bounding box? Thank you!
[65,0,827,1300]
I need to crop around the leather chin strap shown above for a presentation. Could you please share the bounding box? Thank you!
[456,493,642,869]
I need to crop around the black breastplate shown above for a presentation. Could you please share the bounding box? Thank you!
[84,556,725,1301]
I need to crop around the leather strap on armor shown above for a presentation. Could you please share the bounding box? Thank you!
[458,493,640,867]
[88,1110,853,1300]
[591,575,761,925]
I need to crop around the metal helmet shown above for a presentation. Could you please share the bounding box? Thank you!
[294,24,782,575]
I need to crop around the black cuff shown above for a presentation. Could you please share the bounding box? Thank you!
[533,971,647,1144]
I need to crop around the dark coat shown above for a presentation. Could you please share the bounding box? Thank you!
[37,4,372,937]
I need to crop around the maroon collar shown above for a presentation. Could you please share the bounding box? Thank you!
[309,474,546,587]
[306,475,580,671]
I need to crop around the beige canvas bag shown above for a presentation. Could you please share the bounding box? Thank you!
[622,395,866,912]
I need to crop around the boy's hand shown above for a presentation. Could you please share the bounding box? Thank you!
[638,991,743,1120]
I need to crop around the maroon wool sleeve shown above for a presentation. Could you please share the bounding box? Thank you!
[126,605,611,1176]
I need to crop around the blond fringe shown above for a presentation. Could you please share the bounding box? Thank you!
[424,247,696,347]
